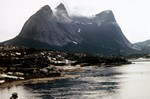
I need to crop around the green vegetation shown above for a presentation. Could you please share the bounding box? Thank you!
[126,54,150,59]
[72,54,130,66]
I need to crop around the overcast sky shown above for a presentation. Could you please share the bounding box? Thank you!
[0,0,150,43]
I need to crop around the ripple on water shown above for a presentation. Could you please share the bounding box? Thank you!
[1,62,150,99]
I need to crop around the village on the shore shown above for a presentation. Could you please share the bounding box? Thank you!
[0,46,131,86]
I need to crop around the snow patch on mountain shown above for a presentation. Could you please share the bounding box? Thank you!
[78,29,81,33]
[72,41,78,44]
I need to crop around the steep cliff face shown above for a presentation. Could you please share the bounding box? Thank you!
[19,3,82,46]
[71,10,135,55]
[1,3,137,55]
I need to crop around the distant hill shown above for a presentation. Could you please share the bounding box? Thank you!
[134,40,150,53]
[0,3,138,55]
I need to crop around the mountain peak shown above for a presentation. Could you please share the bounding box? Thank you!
[38,5,52,13]
[56,3,66,11]
[103,10,112,14]
[97,10,113,15]
[95,10,116,23]
[55,3,70,22]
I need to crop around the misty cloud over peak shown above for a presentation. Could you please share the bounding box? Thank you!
[54,3,71,23]
[95,10,116,24]
[56,3,67,11]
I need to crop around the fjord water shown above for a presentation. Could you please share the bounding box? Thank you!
[0,62,150,99]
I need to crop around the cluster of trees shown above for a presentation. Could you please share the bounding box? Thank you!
[126,54,150,59]
[72,54,130,66]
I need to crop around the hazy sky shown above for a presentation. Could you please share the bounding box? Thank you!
[0,0,150,43]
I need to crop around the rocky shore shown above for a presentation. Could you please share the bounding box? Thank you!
[0,74,79,88]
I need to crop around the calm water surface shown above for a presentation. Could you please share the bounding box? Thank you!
[0,62,150,99]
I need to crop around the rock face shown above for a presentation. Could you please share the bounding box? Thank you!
[1,3,137,55]
[19,4,82,47]
[70,10,137,55]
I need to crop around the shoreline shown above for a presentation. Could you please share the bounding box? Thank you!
[0,65,82,89]
[0,64,131,89]
[0,75,79,88]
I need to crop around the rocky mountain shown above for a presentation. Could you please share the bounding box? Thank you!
[134,40,150,53]
[19,4,82,47]
[1,3,137,55]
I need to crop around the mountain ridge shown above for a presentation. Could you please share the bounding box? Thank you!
[0,3,137,55]
[134,40,150,53]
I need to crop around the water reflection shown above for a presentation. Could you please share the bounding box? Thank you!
[0,62,150,99]
[25,66,122,99]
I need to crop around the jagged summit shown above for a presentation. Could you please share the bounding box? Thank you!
[38,5,52,14]
[96,10,113,16]
[95,10,116,23]
[55,3,70,22]
[56,3,67,11]
[40,5,51,10]
[17,3,81,47]
[55,3,69,16]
